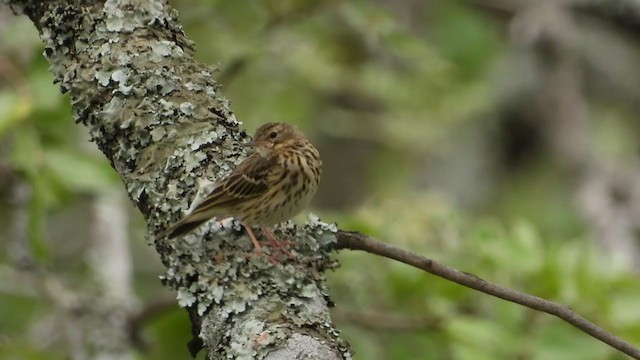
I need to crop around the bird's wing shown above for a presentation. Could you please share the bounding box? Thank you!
[160,153,280,238]
[189,153,277,213]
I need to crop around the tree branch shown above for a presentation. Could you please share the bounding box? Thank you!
[5,1,348,359]
[335,230,640,360]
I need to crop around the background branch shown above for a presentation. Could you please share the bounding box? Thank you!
[335,230,640,359]
[330,308,441,332]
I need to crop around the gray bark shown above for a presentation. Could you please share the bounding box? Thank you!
[5,0,350,359]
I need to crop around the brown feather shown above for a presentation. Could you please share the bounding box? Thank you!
[161,122,321,241]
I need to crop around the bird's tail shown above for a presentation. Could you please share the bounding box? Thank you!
[161,214,210,239]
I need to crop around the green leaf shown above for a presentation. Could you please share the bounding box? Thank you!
[0,92,31,135]
[10,127,54,261]
[28,66,64,112]
[44,148,118,192]
[447,316,516,358]
[533,321,613,360]
[509,219,545,273]
[10,126,42,175]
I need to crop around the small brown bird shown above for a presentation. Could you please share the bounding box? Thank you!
[162,122,322,254]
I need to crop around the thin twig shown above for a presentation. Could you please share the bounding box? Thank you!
[335,230,640,360]
[330,307,441,332]
[127,296,177,351]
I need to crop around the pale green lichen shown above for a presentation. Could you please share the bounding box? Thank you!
[179,101,194,115]
[95,69,113,86]
[177,288,197,308]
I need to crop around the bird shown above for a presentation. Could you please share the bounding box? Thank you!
[161,122,322,255]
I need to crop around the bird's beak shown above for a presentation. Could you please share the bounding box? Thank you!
[242,140,257,148]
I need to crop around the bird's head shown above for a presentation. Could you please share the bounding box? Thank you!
[244,122,308,157]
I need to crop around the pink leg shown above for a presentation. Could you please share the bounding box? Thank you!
[243,225,282,264]
[262,227,295,258]
[243,225,263,254]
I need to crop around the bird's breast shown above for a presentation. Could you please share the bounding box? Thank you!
[237,149,321,226]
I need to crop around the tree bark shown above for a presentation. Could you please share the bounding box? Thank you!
[5,0,350,358]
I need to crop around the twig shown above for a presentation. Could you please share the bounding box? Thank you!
[330,307,441,332]
[127,296,177,351]
[335,230,640,359]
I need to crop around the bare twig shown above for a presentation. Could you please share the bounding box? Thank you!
[330,307,441,332]
[127,296,177,351]
[335,230,640,359]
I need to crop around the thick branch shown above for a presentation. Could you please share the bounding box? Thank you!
[335,230,640,360]
[6,0,348,359]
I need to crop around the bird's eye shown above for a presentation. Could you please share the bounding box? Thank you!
[269,131,277,139]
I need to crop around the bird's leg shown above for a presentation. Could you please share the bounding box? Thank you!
[243,225,263,254]
[262,227,282,247]
[262,227,296,258]
[241,225,283,264]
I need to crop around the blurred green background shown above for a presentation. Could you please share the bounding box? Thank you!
[2,0,640,359]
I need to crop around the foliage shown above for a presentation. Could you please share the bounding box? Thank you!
[332,195,640,359]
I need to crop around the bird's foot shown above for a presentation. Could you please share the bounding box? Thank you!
[240,225,295,262]
[240,249,281,264]
[261,228,297,259]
